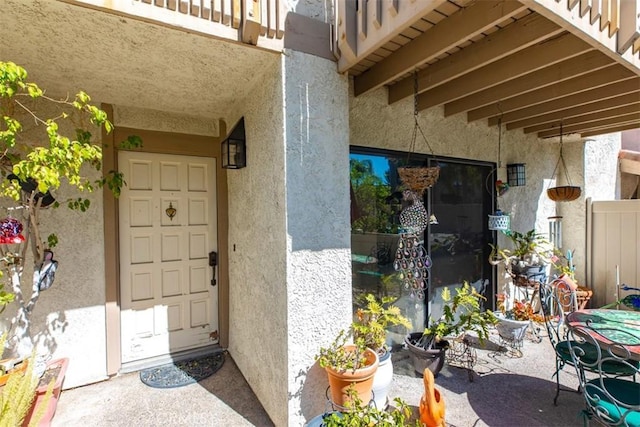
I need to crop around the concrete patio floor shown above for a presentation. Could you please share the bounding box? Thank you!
[52,327,587,426]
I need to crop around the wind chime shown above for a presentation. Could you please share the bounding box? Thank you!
[393,71,438,300]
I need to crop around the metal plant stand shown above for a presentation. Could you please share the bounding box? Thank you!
[445,335,477,381]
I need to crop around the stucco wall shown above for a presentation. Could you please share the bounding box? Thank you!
[0,99,108,388]
[283,50,351,426]
[226,48,351,426]
[224,57,290,426]
[113,106,220,136]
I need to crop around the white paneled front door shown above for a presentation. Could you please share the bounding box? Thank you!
[119,151,218,364]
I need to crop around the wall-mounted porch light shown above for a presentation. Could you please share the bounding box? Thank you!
[222,117,246,169]
[506,163,526,187]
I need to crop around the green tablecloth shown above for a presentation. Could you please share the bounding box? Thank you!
[567,309,640,347]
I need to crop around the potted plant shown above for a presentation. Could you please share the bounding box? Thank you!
[491,229,554,286]
[316,329,379,408]
[494,293,545,348]
[352,293,411,409]
[404,282,497,376]
[306,386,421,426]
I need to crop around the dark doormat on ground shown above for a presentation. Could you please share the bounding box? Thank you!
[140,352,225,388]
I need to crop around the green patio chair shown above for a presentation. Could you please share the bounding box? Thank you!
[566,321,640,426]
[539,280,637,406]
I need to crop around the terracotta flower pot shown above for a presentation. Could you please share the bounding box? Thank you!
[23,357,69,427]
[325,345,378,408]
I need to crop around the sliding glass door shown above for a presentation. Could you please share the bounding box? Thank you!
[350,148,494,344]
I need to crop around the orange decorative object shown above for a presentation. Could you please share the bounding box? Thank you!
[325,345,379,408]
[419,368,446,427]
[0,358,28,387]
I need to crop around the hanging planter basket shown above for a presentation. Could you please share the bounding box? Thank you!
[398,71,440,195]
[547,125,581,203]
[398,166,440,194]
[547,186,581,202]
[488,213,510,231]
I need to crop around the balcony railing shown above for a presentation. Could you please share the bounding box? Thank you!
[72,0,287,50]
[335,0,640,73]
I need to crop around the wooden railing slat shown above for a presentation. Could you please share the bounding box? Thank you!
[579,0,591,17]
[609,0,620,37]
[600,0,610,31]
[260,0,268,35]
[358,0,367,41]
[276,0,284,39]
[222,0,232,25]
[212,0,222,22]
[267,0,276,37]
[618,0,640,53]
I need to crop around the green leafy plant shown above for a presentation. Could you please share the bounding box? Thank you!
[316,329,372,374]
[0,333,53,427]
[416,282,497,350]
[320,385,421,427]
[496,294,545,323]
[492,229,554,269]
[352,293,411,354]
[0,61,142,357]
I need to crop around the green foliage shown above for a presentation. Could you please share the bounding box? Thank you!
[320,387,421,426]
[494,229,554,268]
[350,159,395,233]
[419,282,497,349]
[0,60,141,357]
[0,61,141,207]
[0,282,14,314]
[0,334,53,427]
[316,329,371,373]
[352,293,411,353]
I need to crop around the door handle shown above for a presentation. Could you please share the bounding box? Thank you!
[209,251,217,286]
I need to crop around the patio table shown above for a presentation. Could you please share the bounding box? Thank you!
[566,308,640,361]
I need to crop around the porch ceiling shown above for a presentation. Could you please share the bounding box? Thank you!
[347,0,640,139]
[0,0,277,127]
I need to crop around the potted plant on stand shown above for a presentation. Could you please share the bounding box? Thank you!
[316,329,379,409]
[404,282,497,376]
[498,229,554,287]
[494,293,545,356]
[352,294,411,410]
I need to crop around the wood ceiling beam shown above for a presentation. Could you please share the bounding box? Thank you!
[387,13,562,104]
[536,113,640,137]
[522,104,640,133]
[467,59,633,121]
[353,0,527,96]
[502,93,640,129]
[525,109,640,138]
[445,52,617,117]
[485,79,640,126]
[581,122,640,138]
[417,33,592,111]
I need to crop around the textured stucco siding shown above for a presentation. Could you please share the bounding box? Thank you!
[113,106,220,136]
[283,50,351,426]
[0,101,108,388]
[224,57,290,426]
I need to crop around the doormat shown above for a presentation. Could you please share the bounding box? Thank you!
[139,352,225,389]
